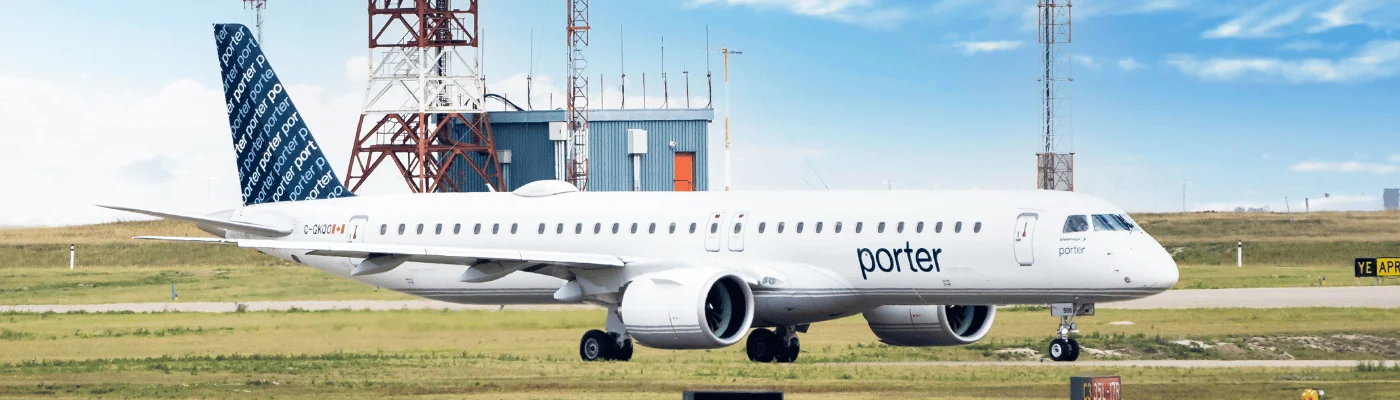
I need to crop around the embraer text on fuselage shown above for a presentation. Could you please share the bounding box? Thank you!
[856,242,944,280]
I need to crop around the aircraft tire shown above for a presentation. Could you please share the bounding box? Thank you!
[580,329,613,361]
[1048,338,1071,362]
[775,336,800,363]
[746,328,778,362]
[614,337,634,362]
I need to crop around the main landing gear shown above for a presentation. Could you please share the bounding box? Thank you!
[1046,302,1093,362]
[746,325,802,363]
[580,306,633,362]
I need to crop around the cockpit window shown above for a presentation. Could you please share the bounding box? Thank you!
[1063,215,1089,233]
[1092,214,1134,231]
[1112,214,1138,231]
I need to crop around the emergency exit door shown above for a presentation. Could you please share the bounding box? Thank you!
[1013,213,1037,266]
[346,216,369,243]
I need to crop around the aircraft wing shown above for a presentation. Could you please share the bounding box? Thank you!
[135,236,625,280]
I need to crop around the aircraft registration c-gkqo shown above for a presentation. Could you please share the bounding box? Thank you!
[107,24,1178,363]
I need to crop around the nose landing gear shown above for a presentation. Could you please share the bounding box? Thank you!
[1046,303,1092,362]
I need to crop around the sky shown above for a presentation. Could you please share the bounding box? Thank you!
[2,0,1400,226]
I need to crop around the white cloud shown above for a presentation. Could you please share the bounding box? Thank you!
[1202,2,1310,39]
[1117,57,1146,71]
[1168,40,1400,83]
[0,73,367,227]
[1308,0,1374,33]
[690,0,909,27]
[1291,161,1400,174]
[345,55,368,82]
[1389,154,1400,162]
[1277,39,1346,52]
[1072,55,1101,70]
[954,40,1022,55]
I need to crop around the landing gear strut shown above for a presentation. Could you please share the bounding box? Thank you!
[580,306,633,362]
[1046,303,1091,362]
[746,325,802,363]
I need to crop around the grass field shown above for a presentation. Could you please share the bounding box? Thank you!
[3,307,1399,399]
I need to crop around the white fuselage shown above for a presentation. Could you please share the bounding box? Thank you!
[231,188,1177,326]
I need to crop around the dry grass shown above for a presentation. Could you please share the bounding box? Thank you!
[1133,211,1400,243]
[0,219,208,245]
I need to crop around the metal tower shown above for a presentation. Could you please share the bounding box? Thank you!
[1036,0,1074,191]
[565,0,590,190]
[243,0,267,44]
[345,0,504,193]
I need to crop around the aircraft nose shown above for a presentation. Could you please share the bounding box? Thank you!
[1143,242,1179,291]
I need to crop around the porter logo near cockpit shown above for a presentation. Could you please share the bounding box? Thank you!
[857,242,944,280]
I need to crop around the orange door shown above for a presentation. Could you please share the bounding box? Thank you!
[674,152,696,191]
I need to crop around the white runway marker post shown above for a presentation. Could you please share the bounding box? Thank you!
[69,244,75,270]
[1237,240,1242,267]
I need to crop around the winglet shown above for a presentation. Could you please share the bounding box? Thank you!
[100,205,292,237]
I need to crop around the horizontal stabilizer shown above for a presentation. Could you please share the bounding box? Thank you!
[133,236,237,244]
[100,205,292,237]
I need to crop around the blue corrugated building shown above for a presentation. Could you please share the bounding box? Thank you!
[447,109,713,192]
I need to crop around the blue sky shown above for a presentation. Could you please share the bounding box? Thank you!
[2,0,1399,225]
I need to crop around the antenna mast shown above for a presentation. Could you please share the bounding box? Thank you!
[243,0,267,44]
[1036,0,1074,191]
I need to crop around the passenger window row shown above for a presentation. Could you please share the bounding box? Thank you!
[378,221,699,236]
[751,220,983,234]
[376,219,987,236]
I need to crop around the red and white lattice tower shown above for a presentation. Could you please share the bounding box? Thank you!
[565,0,590,190]
[345,0,504,193]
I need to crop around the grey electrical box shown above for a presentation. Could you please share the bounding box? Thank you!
[627,128,648,154]
[498,149,512,164]
[548,122,569,141]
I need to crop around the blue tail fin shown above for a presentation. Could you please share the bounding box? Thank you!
[213,24,351,206]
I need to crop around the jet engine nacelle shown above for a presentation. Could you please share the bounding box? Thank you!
[862,305,996,346]
[619,268,754,350]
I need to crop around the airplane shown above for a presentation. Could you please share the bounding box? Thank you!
[107,24,1178,364]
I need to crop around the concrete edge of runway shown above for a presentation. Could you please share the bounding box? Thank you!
[831,360,1400,368]
[0,300,595,314]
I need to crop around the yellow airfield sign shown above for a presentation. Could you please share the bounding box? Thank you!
[1354,258,1400,278]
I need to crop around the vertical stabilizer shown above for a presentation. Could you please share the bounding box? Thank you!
[213,23,351,206]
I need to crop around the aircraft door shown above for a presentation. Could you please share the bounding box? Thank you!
[728,212,749,252]
[705,212,725,252]
[346,215,369,243]
[1013,213,1037,266]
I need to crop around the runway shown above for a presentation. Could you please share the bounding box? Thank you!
[836,360,1400,368]
[1,286,1397,314]
[1100,286,1400,309]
